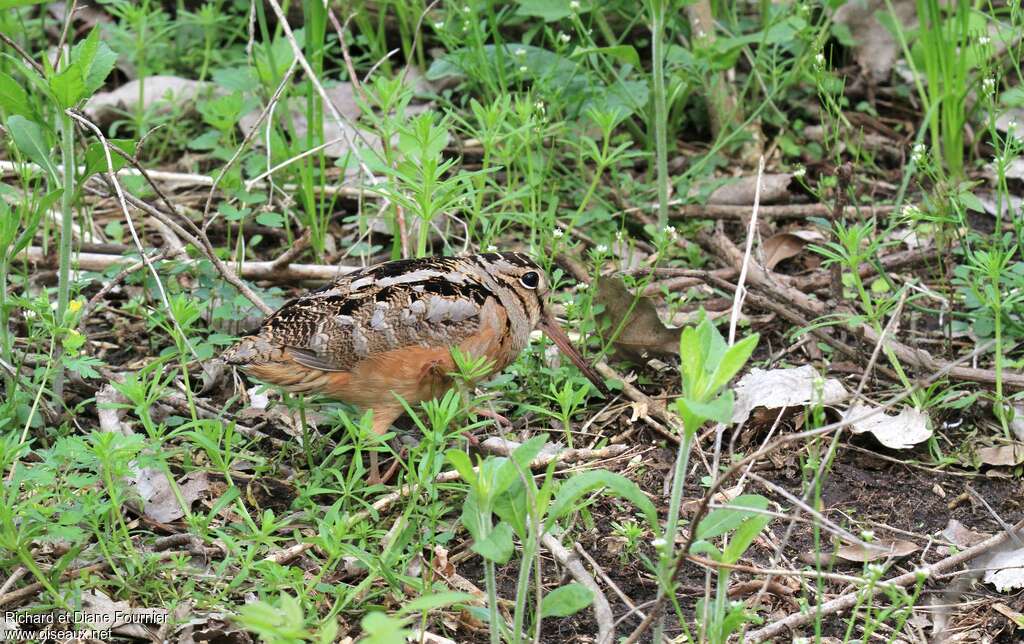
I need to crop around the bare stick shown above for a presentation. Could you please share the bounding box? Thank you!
[23,247,356,283]
[541,533,615,644]
[730,156,764,349]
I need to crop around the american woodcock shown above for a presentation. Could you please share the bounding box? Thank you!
[222,252,606,483]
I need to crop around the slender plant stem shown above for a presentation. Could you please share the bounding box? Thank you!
[649,0,669,228]
[54,111,75,402]
[652,429,694,641]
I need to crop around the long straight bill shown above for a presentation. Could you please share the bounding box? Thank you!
[539,313,609,396]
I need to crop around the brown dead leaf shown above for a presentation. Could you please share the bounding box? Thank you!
[595,276,680,362]
[835,539,919,563]
[762,230,825,270]
[707,173,795,205]
[993,602,1024,629]
[941,519,989,548]
[977,443,1024,467]
[86,76,212,126]
[833,0,917,83]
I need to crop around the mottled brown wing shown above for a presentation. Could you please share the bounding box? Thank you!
[260,260,497,374]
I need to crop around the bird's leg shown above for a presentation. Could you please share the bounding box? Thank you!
[365,407,403,485]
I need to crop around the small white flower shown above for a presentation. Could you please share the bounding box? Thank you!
[911,143,926,163]
[651,537,667,549]
[515,47,526,57]
[558,32,571,44]
[1009,119,1019,131]
[577,281,589,290]
[860,530,875,542]
[793,165,806,179]
[666,226,678,240]
[595,244,609,254]
[569,0,581,10]
[866,563,885,577]
[982,77,995,92]
[615,230,624,240]
[979,35,990,46]
[815,52,825,66]
[518,65,528,73]
[696,29,706,39]
[433,21,444,29]
[534,100,545,112]
[901,204,921,218]
[462,4,471,12]
[729,600,744,610]
[553,227,565,238]
[487,244,498,252]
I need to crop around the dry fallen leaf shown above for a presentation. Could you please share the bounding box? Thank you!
[977,443,1024,467]
[835,539,919,563]
[762,230,825,270]
[833,0,917,83]
[134,470,210,523]
[707,173,795,205]
[79,590,169,639]
[983,545,1024,592]
[992,602,1024,629]
[595,276,680,362]
[86,76,211,125]
[731,365,848,424]
[846,403,932,450]
[941,519,990,549]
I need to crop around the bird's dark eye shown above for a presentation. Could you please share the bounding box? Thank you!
[520,271,540,289]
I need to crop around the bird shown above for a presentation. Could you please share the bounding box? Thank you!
[222,251,606,483]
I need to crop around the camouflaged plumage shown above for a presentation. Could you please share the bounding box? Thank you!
[222,252,546,378]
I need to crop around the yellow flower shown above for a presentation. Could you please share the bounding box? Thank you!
[69,299,82,313]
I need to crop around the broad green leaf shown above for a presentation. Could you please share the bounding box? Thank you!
[703,320,729,376]
[1001,86,1024,107]
[83,139,132,177]
[49,62,86,108]
[689,539,722,561]
[515,0,579,21]
[493,477,528,539]
[695,494,770,541]
[677,391,734,425]
[679,324,704,394]
[7,115,58,180]
[460,494,484,541]
[572,45,640,67]
[709,333,759,392]
[445,449,477,486]
[360,612,410,644]
[958,191,986,213]
[722,514,772,564]
[72,27,117,95]
[0,73,32,117]
[471,521,515,564]
[399,592,473,614]
[493,433,547,497]
[541,583,593,618]
[545,469,657,531]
